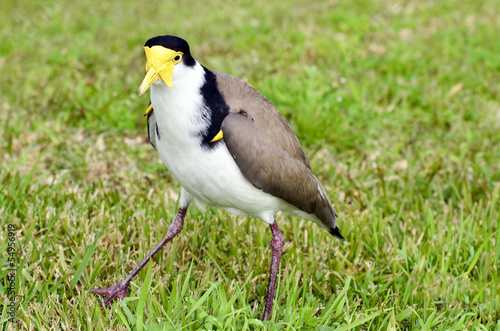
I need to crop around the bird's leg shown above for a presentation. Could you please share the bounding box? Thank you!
[261,223,285,321]
[90,207,187,307]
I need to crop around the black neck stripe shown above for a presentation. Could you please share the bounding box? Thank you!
[199,67,230,149]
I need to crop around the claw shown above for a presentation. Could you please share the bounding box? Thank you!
[89,280,130,307]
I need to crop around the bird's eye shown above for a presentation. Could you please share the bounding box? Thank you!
[173,54,182,63]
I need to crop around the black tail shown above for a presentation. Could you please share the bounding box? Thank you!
[329,226,348,243]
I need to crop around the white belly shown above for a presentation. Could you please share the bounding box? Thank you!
[156,137,288,222]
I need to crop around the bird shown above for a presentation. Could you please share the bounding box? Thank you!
[90,35,345,321]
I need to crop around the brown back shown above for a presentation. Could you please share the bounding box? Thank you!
[214,71,338,230]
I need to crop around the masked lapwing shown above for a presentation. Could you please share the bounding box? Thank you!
[90,35,345,321]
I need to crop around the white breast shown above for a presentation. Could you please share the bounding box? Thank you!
[150,63,290,224]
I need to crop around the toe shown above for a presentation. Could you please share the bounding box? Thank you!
[90,287,114,295]
[91,281,130,306]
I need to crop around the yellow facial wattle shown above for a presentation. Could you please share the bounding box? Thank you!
[138,46,183,96]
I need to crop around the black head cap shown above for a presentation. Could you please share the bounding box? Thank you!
[144,35,196,67]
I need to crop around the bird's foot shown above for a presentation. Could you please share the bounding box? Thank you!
[89,280,130,307]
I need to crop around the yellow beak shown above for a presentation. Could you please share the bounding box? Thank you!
[138,66,160,96]
[138,46,179,96]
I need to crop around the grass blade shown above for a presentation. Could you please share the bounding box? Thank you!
[136,260,153,331]
[71,234,102,288]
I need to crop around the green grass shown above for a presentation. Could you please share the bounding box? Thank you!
[1,0,500,329]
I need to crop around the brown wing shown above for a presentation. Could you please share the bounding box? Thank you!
[214,71,339,232]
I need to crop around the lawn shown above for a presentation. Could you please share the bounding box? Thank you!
[1,0,499,330]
